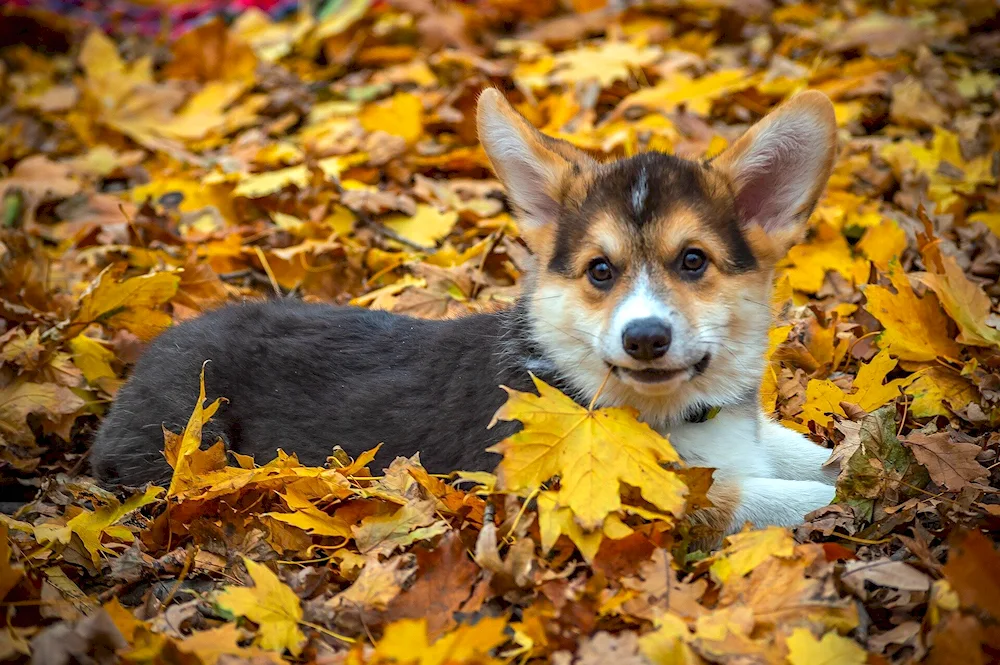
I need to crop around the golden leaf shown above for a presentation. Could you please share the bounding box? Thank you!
[216,557,305,656]
[857,219,907,268]
[785,628,866,665]
[907,367,978,418]
[166,362,226,496]
[616,69,751,116]
[264,488,353,538]
[917,254,1000,349]
[359,92,424,144]
[74,266,180,341]
[708,526,796,584]
[779,224,869,293]
[68,334,118,391]
[383,205,459,248]
[799,350,915,428]
[51,486,164,566]
[373,616,507,665]
[863,265,960,362]
[489,374,686,532]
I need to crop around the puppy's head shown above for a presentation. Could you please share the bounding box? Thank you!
[478,89,836,421]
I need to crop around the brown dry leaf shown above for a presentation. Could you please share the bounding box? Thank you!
[902,431,989,491]
[384,531,481,637]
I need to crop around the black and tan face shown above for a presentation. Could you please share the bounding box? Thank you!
[477,89,837,421]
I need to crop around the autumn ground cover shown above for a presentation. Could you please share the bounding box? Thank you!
[1,0,1000,662]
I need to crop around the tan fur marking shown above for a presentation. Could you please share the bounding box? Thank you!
[689,479,741,549]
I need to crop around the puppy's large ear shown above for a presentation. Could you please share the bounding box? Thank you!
[477,88,595,233]
[714,91,837,249]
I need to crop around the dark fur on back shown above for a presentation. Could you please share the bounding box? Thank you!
[91,300,540,486]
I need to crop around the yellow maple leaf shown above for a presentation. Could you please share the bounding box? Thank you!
[616,69,752,116]
[382,205,459,248]
[799,350,916,428]
[79,30,154,110]
[233,165,311,198]
[778,223,870,293]
[536,491,634,562]
[216,557,305,656]
[863,265,960,362]
[36,486,164,566]
[907,367,978,418]
[177,623,286,665]
[516,42,662,90]
[373,616,507,665]
[74,265,180,341]
[264,488,352,538]
[785,628,866,665]
[639,612,698,665]
[359,92,424,144]
[709,526,796,584]
[489,375,686,532]
[68,334,119,392]
[917,254,1000,349]
[857,218,907,268]
[166,362,226,496]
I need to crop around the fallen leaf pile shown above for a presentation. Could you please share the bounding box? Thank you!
[2,0,1000,663]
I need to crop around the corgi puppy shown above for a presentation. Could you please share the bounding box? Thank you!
[91,89,838,535]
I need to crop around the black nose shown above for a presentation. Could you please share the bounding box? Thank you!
[622,318,672,361]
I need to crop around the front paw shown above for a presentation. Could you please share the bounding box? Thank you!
[731,478,836,531]
[759,418,837,484]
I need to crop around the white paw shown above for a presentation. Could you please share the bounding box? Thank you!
[731,478,836,531]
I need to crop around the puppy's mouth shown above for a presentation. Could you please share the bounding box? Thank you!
[611,354,711,384]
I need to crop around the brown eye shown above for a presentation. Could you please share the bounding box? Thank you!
[680,248,708,275]
[587,258,615,287]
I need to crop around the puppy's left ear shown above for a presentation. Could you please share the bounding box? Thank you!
[714,91,837,250]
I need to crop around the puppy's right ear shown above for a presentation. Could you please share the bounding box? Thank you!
[477,88,595,231]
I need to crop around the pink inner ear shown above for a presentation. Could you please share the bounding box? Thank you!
[734,166,800,232]
[729,112,832,233]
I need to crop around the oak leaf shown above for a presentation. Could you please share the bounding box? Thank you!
[902,431,989,492]
[216,557,306,656]
[489,374,686,532]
